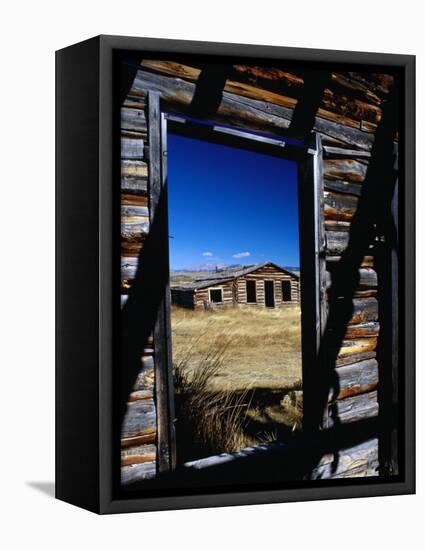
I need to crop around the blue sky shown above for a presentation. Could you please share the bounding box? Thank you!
[167,133,300,270]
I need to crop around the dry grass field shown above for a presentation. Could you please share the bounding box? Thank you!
[171,305,303,460]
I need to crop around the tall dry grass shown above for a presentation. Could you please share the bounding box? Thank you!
[173,341,262,458]
[172,305,303,460]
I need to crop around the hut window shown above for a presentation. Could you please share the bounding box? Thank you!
[282,280,292,302]
[246,280,257,303]
[209,288,223,303]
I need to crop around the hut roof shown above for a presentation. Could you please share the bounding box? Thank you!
[171,262,299,291]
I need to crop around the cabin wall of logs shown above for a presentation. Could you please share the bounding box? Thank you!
[120,56,396,486]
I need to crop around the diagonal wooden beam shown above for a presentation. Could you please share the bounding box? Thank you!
[189,64,231,118]
[288,70,332,141]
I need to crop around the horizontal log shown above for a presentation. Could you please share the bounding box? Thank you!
[324,191,358,221]
[121,444,157,466]
[121,107,147,133]
[338,337,377,358]
[321,88,382,124]
[121,220,149,241]
[331,73,382,106]
[218,91,292,134]
[123,95,146,109]
[121,136,144,160]
[121,160,148,194]
[225,79,297,110]
[329,390,378,425]
[121,240,144,257]
[344,322,379,339]
[323,145,372,159]
[121,433,156,448]
[324,178,363,197]
[121,399,156,439]
[311,438,378,479]
[121,461,156,485]
[128,389,154,402]
[345,72,393,96]
[325,220,351,232]
[131,69,195,105]
[348,297,378,324]
[353,289,377,298]
[121,193,148,207]
[336,350,376,367]
[324,159,368,183]
[121,205,149,218]
[332,358,378,399]
[314,115,375,151]
[141,59,200,81]
[232,65,304,91]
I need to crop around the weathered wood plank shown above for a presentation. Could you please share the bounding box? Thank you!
[121,399,156,439]
[121,240,144,257]
[121,433,156,448]
[324,159,367,183]
[121,461,156,485]
[324,179,362,197]
[331,73,382,105]
[336,350,376,367]
[332,358,378,399]
[141,59,201,81]
[314,115,375,151]
[128,389,154,402]
[121,220,149,241]
[324,190,358,221]
[348,297,378,324]
[121,160,148,194]
[311,438,378,479]
[338,337,377,358]
[329,390,379,425]
[322,88,382,124]
[121,136,144,160]
[121,107,147,133]
[121,444,157,466]
[121,205,149,218]
[121,193,148,207]
[344,321,379,338]
[323,145,372,159]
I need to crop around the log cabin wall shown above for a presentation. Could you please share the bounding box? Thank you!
[120,57,397,485]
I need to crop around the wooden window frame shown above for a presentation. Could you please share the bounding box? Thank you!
[152,100,326,468]
[208,287,224,304]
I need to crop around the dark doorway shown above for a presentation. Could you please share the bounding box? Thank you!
[282,280,292,302]
[264,281,275,308]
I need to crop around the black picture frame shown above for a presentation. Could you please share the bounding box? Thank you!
[56,35,415,514]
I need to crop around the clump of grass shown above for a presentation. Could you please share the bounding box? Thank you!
[174,343,256,459]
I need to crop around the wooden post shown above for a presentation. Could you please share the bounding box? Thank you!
[148,91,176,472]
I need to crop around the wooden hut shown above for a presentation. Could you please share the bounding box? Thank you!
[171,262,299,309]
[119,51,400,486]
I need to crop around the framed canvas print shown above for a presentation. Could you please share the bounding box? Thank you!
[56,35,415,514]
